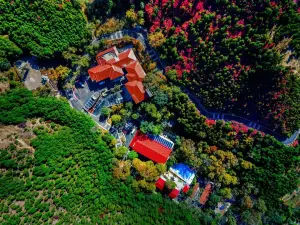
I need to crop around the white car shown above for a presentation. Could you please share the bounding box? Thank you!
[130,128,136,135]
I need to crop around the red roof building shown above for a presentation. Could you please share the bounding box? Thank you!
[88,47,147,104]
[190,183,199,198]
[155,178,165,190]
[96,47,118,65]
[199,183,212,205]
[169,188,180,199]
[114,49,137,68]
[125,61,146,82]
[88,64,124,82]
[125,81,146,104]
[129,131,173,163]
[182,184,190,193]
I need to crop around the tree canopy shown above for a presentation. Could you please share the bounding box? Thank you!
[0,88,217,224]
[0,0,90,58]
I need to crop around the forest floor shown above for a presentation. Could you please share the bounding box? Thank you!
[0,125,22,149]
[0,118,56,152]
[0,81,9,93]
[0,71,10,93]
[282,185,300,208]
[281,50,300,75]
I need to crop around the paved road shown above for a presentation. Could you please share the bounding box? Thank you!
[184,85,299,145]
[93,26,299,146]
[183,89,285,141]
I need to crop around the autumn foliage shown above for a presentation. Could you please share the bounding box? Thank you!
[144,0,300,136]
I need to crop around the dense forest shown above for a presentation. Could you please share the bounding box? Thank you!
[0,88,216,224]
[143,0,300,136]
[0,36,22,71]
[0,0,299,136]
[136,69,300,224]
[0,0,299,224]
[1,82,298,224]
[0,0,89,59]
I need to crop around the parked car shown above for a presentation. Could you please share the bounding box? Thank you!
[109,127,117,135]
[130,128,136,135]
[91,92,100,100]
[76,80,85,88]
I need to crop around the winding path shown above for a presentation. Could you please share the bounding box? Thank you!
[95,27,299,145]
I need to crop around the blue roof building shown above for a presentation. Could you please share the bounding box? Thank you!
[169,163,196,185]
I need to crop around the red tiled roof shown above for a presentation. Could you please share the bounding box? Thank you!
[182,184,190,193]
[125,61,145,82]
[114,49,136,68]
[110,66,124,80]
[199,183,212,205]
[88,65,124,82]
[190,183,199,198]
[169,189,180,199]
[88,65,111,82]
[155,178,165,190]
[96,46,118,65]
[88,47,148,104]
[126,73,138,82]
[96,46,118,58]
[106,58,117,64]
[129,131,172,163]
[125,81,146,104]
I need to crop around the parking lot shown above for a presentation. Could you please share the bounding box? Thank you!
[121,121,138,146]
[68,75,134,133]
[70,75,125,108]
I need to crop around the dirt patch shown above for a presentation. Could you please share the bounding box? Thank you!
[37,190,44,199]
[0,125,21,149]
[0,81,9,93]
[281,50,300,74]
[16,139,35,152]
[8,208,17,215]
[0,124,36,152]
[273,37,300,75]
[0,119,59,152]
[24,68,43,91]
[52,216,59,225]
[13,201,25,208]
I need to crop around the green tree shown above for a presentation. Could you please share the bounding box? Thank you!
[114,146,128,159]
[165,179,176,190]
[101,107,111,118]
[140,121,162,135]
[126,9,138,25]
[128,150,138,160]
[111,114,122,126]
[0,36,22,71]
[55,65,71,80]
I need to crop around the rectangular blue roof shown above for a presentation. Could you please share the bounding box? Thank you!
[170,163,196,184]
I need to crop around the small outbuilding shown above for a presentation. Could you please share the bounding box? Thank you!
[199,183,213,205]
[155,178,165,190]
[168,188,180,199]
